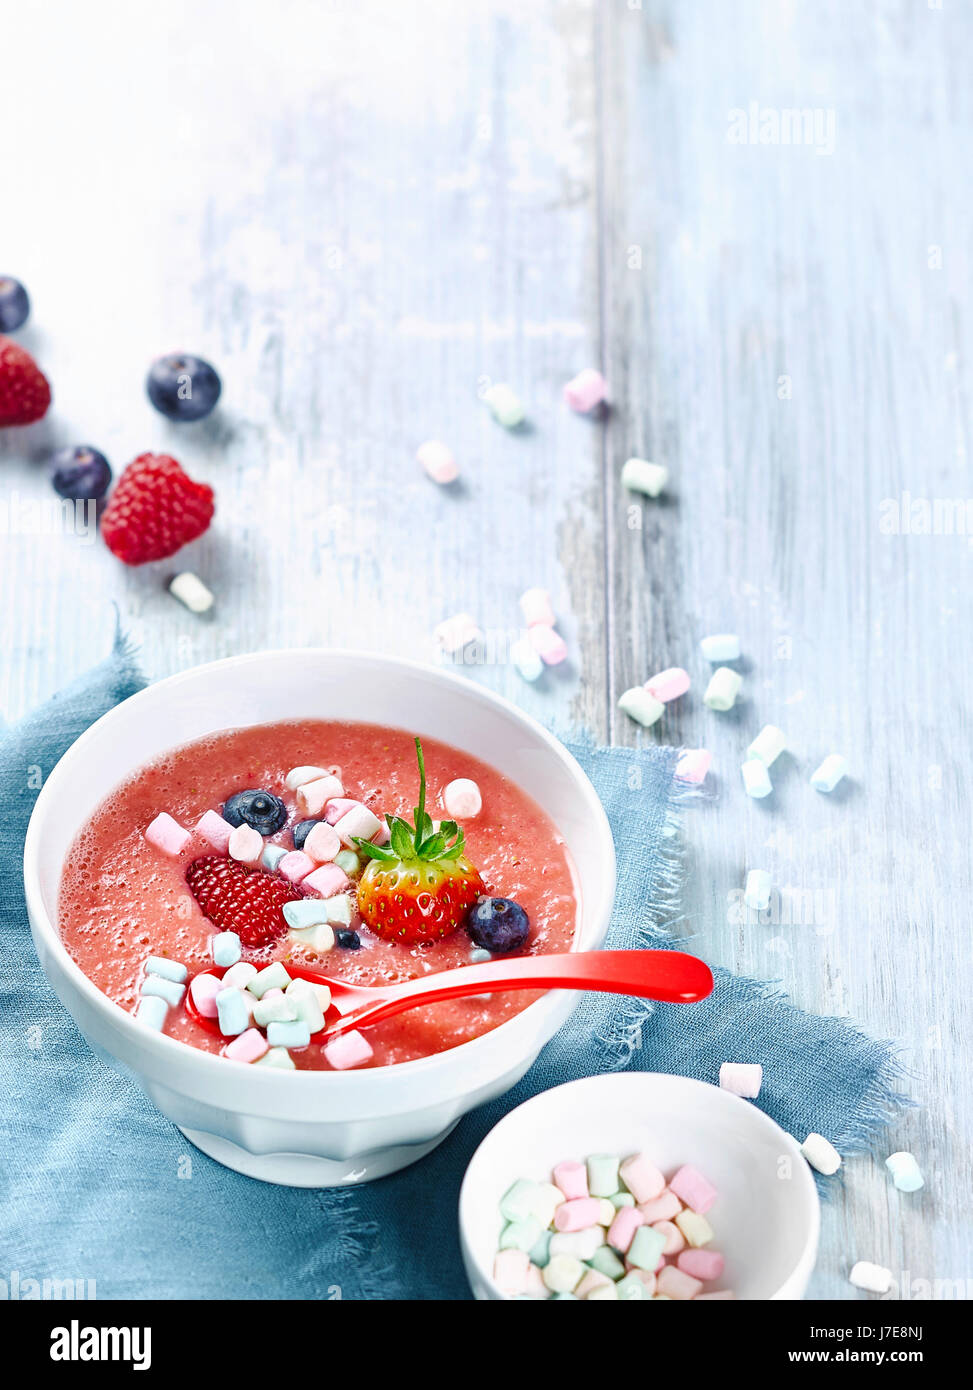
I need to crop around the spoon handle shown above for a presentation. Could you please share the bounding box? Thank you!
[326,948,713,1037]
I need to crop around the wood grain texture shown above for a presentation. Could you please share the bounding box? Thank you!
[1,0,969,1298]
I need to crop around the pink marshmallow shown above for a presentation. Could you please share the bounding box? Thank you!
[553,1197,602,1232]
[195,809,234,853]
[652,1220,686,1256]
[324,797,360,825]
[189,973,222,1018]
[262,987,284,1000]
[228,823,264,864]
[528,624,568,666]
[493,1249,529,1295]
[303,821,341,863]
[278,850,316,884]
[144,812,191,857]
[574,1269,612,1298]
[645,667,690,702]
[607,1205,644,1255]
[297,775,344,817]
[694,1289,735,1300]
[656,1264,703,1300]
[564,367,608,413]
[524,1264,547,1299]
[553,1160,588,1200]
[669,1164,718,1215]
[619,1152,666,1204]
[637,1190,683,1224]
[519,587,556,628]
[416,439,458,485]
[323,1029,374,1070]
[677,1248,725,1282]
[718,1062,763,1098]
[223,1027,270,1064]
[631,1269,656,1295]
[675,749,712,784]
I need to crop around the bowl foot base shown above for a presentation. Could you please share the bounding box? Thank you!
[177,1123,458,1187]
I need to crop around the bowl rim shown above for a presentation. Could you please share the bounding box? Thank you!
[23,647,617,1088]
[458,1071,821,1299]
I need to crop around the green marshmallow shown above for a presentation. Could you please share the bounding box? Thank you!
[627,1224,666,1272]
[247,961,291,998]
[528,1229,552,1269]
[615,1272,646,1301]
[334,849,360,878]
[587,1245,626,1280]
[500,1179,542,1223]
[610,1192,635,1209]
[499,1217,543,1253]
[586,1153,620,1198]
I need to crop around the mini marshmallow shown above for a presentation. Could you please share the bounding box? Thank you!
[215,988,250,1037]
[168,570,214,614]
[140,975,185,1008]
[332,804,382,847]
[548,1228,604,1261]
[323,1029,374,1070]
[528,624,568,666]
[435,611,484,653]
[283,898,345,929]
[675,749,712,784]
[416,439,458,484]
[744,869,772,910]
[610,1192,635,1209]
[554,1198,602,1232]
[493,1249,529,1296]
[196,810,234,853]
[616,1271,650,1301]
[501,1180,543,1222]
[499,1217,544,1254]
[256,1047,296,1070]
[621,457,668,497]
[277,850,316,883]
[286,978,327,1032]
[617,687,664,727]
[742,758,773,799]
[553,1160,588,1200]
[135,996,168,1030]
[652,1220,686,1256]
[564,368,607,413]
[510,638,543,682]
[619,1153,666,1204]
[228,823,264,865]
[483,383,525,428]
[248,962,291,998]
[587,1246,626,1280]
[144,812,191,856]
[668,1165,718,1214]
[747,724,787,767]
[211,934,241,967]
[302,863,352,899]
[656,1265,703,1300]
[645,667,690,703]
[224,1028,270,1064]
[526,1183,565,1229]
[324,797,360,825]
[885,1151,924,1193]
[334,850,360,878]
[801,1133,842,1176]
[266,1019,311,1048]
[703,667,742,711]
[637,1191,682,1224]
[700,633,741,663]
[575,1270,614,1298]
[261,843,288,872]
[849,1261,893,1294]
[719,1062,763,1099]
[543,1255,586,1294]
[678,1248,724,1281]
[470,948,492,964]
[221,961,257,989]
[587,1154,620,1197]
[145,956,187,984]
[443,778,482,819]
[519,587,556,627]
[303,821,341,862]
[528,1229,552,1269]
[607,1205,644,1255]
[252,993,299,1027]
[626,1225,666,1272]
[285,765,330,792]
[296,775,344,817]
[811,754,848,793]
[288,923,337,955]
[189,972,222,1019]
[595,1198,616,1226]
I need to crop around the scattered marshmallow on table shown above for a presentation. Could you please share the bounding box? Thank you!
[510,637,543,683]
[332,803,382,847]
[416,439,458,484]
[322,1029,374,1070]
[645,667,690,703]
[528,624,568,666]
[811,754,848,793]
[196,809,234,853]
[519,587,556,627]
[719,1062,763,1099]
[618,687,664,727]
[703,667,742,712]
[135,995,168,1030]
[563,368,608,413]
[675,749,711,784]
[228,823,264,865]
[742,758,773,799]
[744,869,772,910]
[849,1261,893,1295]
[296,774,344,817]
[800,1132,842,1176]
[168,571,214,614]
[700,633,740,663]
[885,1151,924,1192]
[144,812,191,856]
[747,724,787,767]
[443,778,482,819]
[621,457,668,497]
[483,383,525,428]
[211,931,242,967]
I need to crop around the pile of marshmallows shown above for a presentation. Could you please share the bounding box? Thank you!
[493,1152,731,1301]
[436,587,568,683]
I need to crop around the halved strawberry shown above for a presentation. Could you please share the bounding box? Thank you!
[186,855,300,948]
[354,739,484,945]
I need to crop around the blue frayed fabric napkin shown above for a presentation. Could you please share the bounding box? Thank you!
[0,641,906,1300]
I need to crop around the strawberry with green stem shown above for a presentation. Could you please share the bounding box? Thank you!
[354,738,484,944]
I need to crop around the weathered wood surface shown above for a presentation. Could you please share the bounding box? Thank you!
[2,0,969,1298]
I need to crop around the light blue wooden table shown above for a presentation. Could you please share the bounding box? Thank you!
[1,0,969,1298]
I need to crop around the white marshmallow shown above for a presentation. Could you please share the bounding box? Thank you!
[442,778,482,820]
[747,724,787,767]
[332,803,383,847]
[744,869,772,910]
[703,667,742,711]
[811,754,848,792]
[511,638,543,682]
[483,383,525,428]
[416,439,458,484]
[742,758,773,799]
[621,458,668,497]
[718,1062,763,1098]
[285,765,332,792]
[801,1132,842,1176]
[849,1261,893,1294]
[700,633,740,663]
[228,824,264,864]
[617,687,664,727]
[168,571,214,614]
[434,612,483,653]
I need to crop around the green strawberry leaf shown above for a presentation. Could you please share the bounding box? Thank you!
[353,837,396,862]
[389,816,415,861]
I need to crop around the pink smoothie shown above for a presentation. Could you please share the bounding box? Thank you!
[58,721,580,1069]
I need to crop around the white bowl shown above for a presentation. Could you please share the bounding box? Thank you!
[459,1073,820,1300]
[23,649,615,1187]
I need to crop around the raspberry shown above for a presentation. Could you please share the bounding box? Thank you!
[186,856,300,949]
[101,453,214,565]
[0,334,52,426]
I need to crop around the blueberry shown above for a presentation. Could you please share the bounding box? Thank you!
[466,896,530,954]
[0,277,30,332]
[335,929,361,950]
[146,352,222,422]
[50,445,112,501]
[292,819,320,851]
[222,789,287,835]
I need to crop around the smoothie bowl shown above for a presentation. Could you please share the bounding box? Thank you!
[24,650,616,1185]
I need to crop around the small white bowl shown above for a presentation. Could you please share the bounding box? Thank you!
[23,650,615,1187]
[459,1073,820,1300]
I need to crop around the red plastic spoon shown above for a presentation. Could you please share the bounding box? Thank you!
[185,949,713,1043]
